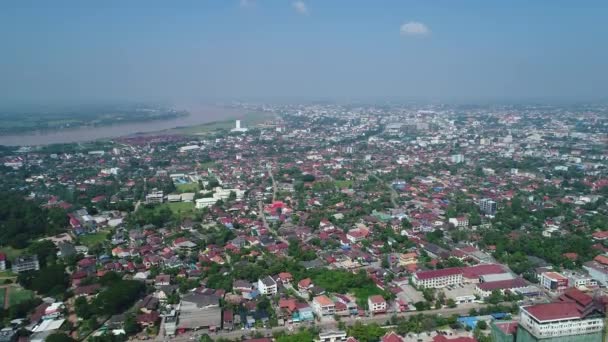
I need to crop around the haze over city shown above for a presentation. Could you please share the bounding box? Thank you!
[1,0,608,107]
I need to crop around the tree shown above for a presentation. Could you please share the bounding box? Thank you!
[477,320,488,330]
[74,296,93,319]
[124,314,140,335]
[18,263,68,295]
[46,333,76,342]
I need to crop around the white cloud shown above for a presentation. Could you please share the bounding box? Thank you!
[400,21,430,36]
[240,0,255,8]
[292,1,309,15]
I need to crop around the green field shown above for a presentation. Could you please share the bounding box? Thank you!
[176,183,200,193]
[79,232,109,247]
[335,180,354,189]
[8,287,35,306]
[158,202,196,219]
[172,112,274,136]
[0,246,24,260]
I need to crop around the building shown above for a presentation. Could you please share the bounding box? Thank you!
[450,154,465,164]
[475,278,528,299]
[257,276,277,296]
[368,295,387,315]
[517,300,604,341]
[480,198,497,216]
[177,293,222,333]
[583,261,608,286]
[540,272,568,293]
[312,295,335,318]
[319,330,347,342]
[12,255,40,273]
[145,191,164,204]
[231,120,248,133]
[0,253,5,271]
[412,268,463,288]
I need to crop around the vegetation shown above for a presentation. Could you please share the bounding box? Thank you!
[0,193,67,248]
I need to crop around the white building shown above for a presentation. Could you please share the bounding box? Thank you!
[231,120,248,133]
[318,331,347,342]
[412,268,463,288]
[367,295,387,315]
[312,295,335,317]
[145,191,164,204]
[257,276,277,296]
[518,302,604,340]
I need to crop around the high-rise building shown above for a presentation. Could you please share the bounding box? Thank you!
[480,198,497,216]
[231,119,248,132]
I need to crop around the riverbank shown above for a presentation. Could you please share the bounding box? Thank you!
[0,105,257,146]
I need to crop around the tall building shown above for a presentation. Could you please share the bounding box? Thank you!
[480,198,497,216]
[12,255,40,273]
[515,288,605,342]
[231,119,248,132]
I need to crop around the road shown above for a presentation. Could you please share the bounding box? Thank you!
[267,164,278,202]
[161,303,485,341]
[368,172,399,208]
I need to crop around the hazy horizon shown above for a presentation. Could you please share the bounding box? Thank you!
[1,0,607,107]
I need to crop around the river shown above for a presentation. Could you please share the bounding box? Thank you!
[0,105,245,146]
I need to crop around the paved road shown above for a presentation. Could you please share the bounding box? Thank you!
[161,303,484,341]
[368,172,398,208]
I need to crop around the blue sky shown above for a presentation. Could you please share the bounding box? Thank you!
[1,0,607,105]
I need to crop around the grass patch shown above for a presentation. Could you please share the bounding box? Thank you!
[176,183,200,193]
[79,232,109,247]
[0,271,16,278]
[173,112,274,136]
[8,287,35,307]
[157,202,196,220]
[0,246,24,260]
[335,180,354,189]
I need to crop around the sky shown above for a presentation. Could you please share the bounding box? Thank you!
[1,0,607,107]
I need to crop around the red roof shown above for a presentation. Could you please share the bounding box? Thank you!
[477,278,527,292]
[461,264,505,279]
[433,336,477,342]
[369,295,386,304]
[381,332,404,342]
[415,267,462,280]
[592,231,608,240]
[594,255,608,265]
[560,288,593,307]
[493,322,518,335]
[524,302,582,321]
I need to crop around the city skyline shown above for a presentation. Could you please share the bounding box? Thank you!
[1,0,607,107]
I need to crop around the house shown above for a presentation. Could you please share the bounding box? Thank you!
[257,276,277,296]
[277,272,293,286]
[346,227,370,244]
[368,295,387,315]
[155,274,171,286]
[293,302,314,322]
[381,332,404,342]
[223,309,234,330]
[11,255,40,273]
[398,252,417,266]
[172,237,197,251]
[312,295,335,317]
[136,311,160,327]
[298,278,313,296]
